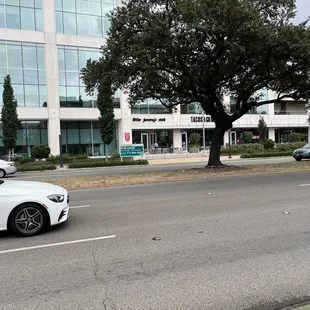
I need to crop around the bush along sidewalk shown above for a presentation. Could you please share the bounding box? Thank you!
[17,165,57,172]
[68,159,149,169]
[240,151,292,158]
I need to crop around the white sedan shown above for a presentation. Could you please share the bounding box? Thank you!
[0,180,69,237]
[0,159,17,178]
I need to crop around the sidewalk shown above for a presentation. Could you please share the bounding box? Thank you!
[148,155,241,165]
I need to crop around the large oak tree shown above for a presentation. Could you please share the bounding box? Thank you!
[81,0,310,166]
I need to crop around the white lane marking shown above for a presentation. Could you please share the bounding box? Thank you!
[70,205,91,209]
[0,235,116,255]
[299,184,310,187]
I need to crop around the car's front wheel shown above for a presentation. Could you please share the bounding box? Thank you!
[295,157,302,161]
[0,169,6,178]
[9,204,49,237]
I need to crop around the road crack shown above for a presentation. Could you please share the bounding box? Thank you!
[91,247,118,310]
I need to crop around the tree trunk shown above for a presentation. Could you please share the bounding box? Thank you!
[105,144,108,162]
[207,124,230,167]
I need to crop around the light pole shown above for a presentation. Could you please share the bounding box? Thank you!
[228,129,232,158]
[202,109,206,151]
[305,101,310,142]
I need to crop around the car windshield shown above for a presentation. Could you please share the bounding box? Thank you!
[303,144,310,149]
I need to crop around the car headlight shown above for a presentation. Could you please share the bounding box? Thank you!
[48,194,65,203]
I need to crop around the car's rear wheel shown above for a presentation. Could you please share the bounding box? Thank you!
[9,204,49,237]
[0,169,6,178]
[295,157,302,161]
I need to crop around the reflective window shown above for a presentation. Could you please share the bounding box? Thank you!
[0,41,46,108]
[132,99,172,114]
[56,0,115,37]
[58,45,120,108]
[60,121,118,156]
[0,120,48,156]
[181,102,203,114]
[0,0,43,31]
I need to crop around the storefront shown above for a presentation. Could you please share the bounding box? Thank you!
[132,129,173,150]
[60,121,118,156]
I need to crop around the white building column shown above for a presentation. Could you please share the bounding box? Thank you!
[223,131,229,146]
[43,0,60,155]
[173,129,182,149]
[118,93,132,150]
[268,128,275,141]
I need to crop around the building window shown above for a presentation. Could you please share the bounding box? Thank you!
[55,0,115,37]
[0,0,43,31]
[0,41,46,108]
[60,120,118,156]
[58,45,120,108]
[0,120,48,156]
[131,99,172,114]
[181,102,203,114]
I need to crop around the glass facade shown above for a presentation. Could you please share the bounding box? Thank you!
[60,120,118,156]
[131,99,172,114]
[181,102,203,114]
[132,129,173,149]
[0,0,43,31]
[55,0,115,37]
[58,46,120,108]
[0,41,46,108]
[0,120,48,156]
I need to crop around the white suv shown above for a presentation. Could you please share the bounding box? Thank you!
[0,160,17,178]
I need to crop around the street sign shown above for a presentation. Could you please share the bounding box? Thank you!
[120,144,144,157]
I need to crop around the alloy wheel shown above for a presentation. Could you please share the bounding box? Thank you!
[14,207,44,235]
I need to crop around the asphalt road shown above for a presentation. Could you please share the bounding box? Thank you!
[1,171,310,309]
[10,156,294,181]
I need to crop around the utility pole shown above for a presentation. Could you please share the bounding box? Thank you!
[202,109,206,151]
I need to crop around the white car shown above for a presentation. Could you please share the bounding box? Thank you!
[0,159,17,178]
[0,180,69,237]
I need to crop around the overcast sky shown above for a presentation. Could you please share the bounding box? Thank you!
[294,0,309,23]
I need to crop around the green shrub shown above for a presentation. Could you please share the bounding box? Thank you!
[110,153,121,159]
[31,145,51,160]
[240,151,292,158]
[18,165,57,172]
[287,132,303,142]
[276,142,305,152]
[48,154,88,164]
[189,133,200,147]
[220,143,264,154]
[293,142,306,149]
[244,131,253,143]
[263,139,274,150]
[13,156,33,164]
[68,159,148,169]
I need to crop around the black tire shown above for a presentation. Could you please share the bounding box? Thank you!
[0,169,6,178]
[295,157,302,161]
[9,203,49,237]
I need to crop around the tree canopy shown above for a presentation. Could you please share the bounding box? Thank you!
[81,0,310,166]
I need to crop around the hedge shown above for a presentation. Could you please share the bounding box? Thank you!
[68,159,149,169]
[47,154,88,164]
[221,143,264,155]
[240,151,292,158]
[17,165,57,172]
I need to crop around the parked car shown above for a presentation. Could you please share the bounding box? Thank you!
[293,143,310,161]
[0,180,69,236]
[0,160,17,178]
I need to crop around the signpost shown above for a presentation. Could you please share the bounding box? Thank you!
[120,144,144,161]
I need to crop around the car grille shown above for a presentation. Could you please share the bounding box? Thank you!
[67,195,70,203]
